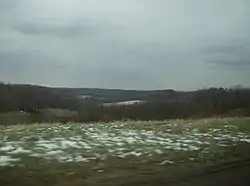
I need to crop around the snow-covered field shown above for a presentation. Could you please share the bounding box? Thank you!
[1,119,250,167]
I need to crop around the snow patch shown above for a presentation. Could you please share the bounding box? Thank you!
[0,156,19,166]
[0,145,15,152]
[8,147,32,154]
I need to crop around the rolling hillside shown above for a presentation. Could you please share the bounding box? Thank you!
[0,83,250,121]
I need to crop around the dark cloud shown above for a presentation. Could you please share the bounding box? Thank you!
[12,22,99,37]
[206,59,250,67]
[202,39,250,70]
[202,43,247,54]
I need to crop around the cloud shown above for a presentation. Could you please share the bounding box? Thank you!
[206,60,250,67]
[202,43,247,54]
[202,40,250,69]
[11,22,98,37]
[0,0,250,90]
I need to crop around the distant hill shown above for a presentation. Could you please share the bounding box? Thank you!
[50,87,180,103]
[0,83,250,120]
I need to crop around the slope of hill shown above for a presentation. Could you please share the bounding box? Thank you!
[50,87,179,103]
[0,83,250,121]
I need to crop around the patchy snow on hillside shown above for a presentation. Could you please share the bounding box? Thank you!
[102,100,146,106]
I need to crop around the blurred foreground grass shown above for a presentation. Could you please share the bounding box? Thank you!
[0,117,250,186]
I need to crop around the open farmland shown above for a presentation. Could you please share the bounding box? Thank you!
[0,118,250,186]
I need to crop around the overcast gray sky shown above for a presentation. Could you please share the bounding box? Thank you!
[0,0,250,90]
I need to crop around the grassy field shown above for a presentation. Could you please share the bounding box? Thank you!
[0,118,250,186]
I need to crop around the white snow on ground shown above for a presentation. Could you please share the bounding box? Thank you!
[45,150,64,156]
[60,140,81,149]
[8,147,32,154]
[36,140,60,150]
[0,156,19,166]
[240,139,250,143]
[0,145,15,151]
[118,151,142,158]
[0,123,250,167]
[102,100,145,106]
[160,160,174,165]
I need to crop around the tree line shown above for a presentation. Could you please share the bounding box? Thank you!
[0,83,250,123]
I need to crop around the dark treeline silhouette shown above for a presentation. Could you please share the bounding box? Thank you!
[0,83,250,124]
[0,83,84,112]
